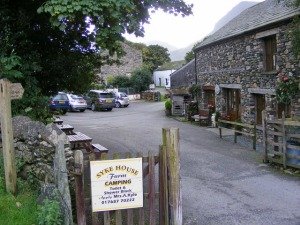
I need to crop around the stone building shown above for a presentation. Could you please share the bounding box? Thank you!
[172,0,300,125]
[97,42,143,84]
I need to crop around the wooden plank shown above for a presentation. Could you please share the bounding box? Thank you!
[148,151,156,225]
[74,150,87,225]
[234,130,255,137]
[253,124,257,150]
[267,139,284,148]
[159,145,169,225]
[0,79,17,195]
[125,152,134,225]
[218,119,254,128]
[262,110,268,162]
[281,112,287,169]
[136,152,145,225]
[112,153,122,225]
[267,130,283,136]
[163,128,182,225]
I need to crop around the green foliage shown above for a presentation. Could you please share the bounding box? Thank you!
[12,78,54,124]
[142,45,171,72]
[108,75,132,88]
[37,198,63,225]
[0,54,23,80]
[184,41,201,62]
[276,74,299,104]
[165,99,172,110]
[184,51,194,62]
[188,84,201,98]
[0,154,39,225]
[130,67,152,92]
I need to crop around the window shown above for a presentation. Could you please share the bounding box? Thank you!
[263,35,277,71]
[254,94,265,125]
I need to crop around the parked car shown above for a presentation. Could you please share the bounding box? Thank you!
[67,94,87,112]
[49,92,70,114]
[114,92,129,108]
[84,90,115,111]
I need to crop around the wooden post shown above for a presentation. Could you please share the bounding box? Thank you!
[234,124,237,143]
[0,79,17,195]
[281,111,287,169]
[162,128,182,225]
[159,145,169,225]
[262,110,268,162]
[74,150,86,225]
[148,151,156,225]
[253,124,257,150]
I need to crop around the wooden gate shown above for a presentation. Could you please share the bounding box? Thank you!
[262,111,300,169]
[72,128,182,225]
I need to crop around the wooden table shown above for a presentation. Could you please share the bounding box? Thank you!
[53,118,63,125]
[68,132,93,152]
[56,124,74,135]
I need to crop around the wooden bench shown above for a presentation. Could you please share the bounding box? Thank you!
[53,117,63,125]
[56,124,74,135]
[92,143,109,158]
[68,132,93,151]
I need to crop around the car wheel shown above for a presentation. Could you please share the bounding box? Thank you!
[124,105,129,107]
[107,108,112,111]
[91,103,96,111]
[115,102,121,108]
[79,109,85,112]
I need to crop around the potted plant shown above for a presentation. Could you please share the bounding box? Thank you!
[165,99,172,116]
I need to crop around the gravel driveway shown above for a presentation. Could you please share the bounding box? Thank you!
[61,101,300,225]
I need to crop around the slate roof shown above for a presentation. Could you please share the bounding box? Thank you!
[195,0,300,50]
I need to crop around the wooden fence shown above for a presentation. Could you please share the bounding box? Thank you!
[218,119,257,150]
[72,128,182,225]
[262,111,300,169]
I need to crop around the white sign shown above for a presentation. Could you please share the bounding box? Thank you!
[90,158,143,212]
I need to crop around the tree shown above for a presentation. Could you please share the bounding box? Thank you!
[130,67,152,93]
[184,41,202,62]
[142,45,171,72]
[108,75,131,88]
[1,0,193,94]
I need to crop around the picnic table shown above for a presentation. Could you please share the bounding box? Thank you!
[67,132,108,158]
[68,132,93,152]
[56,124,74,135]
[53,118,63,125]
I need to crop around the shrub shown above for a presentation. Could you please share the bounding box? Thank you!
[165,99,172,110]
[37,198,63,225]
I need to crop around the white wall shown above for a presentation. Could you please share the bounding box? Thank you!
[153,70,175,88]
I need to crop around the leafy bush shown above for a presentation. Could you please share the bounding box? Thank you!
[276,73,298,104]
[12,77,53,124]
[165,99,172,110]
[37,198,63,225]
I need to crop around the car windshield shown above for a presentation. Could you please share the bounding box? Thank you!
[99,93,114,98]
[120,93,127,97]
[53,94,68,101]
[70,94,83,100]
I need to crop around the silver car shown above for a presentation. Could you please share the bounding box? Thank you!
[67,94,87,112]
[114,92,130,108]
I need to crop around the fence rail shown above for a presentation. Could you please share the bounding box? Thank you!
[218,119,257,150]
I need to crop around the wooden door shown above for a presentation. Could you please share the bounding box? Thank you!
[255,94,265,124]
[226,89,241,121]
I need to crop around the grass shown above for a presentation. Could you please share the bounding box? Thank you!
[0,154,38,225]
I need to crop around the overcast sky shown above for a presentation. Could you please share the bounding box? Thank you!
[124,0,264,49]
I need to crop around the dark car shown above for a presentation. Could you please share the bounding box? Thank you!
[49,92,70,114]
[84,90,115,111]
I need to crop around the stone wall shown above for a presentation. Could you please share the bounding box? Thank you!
[9,116,73,183]
[97,42,143,83]
[195,22,300,124]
